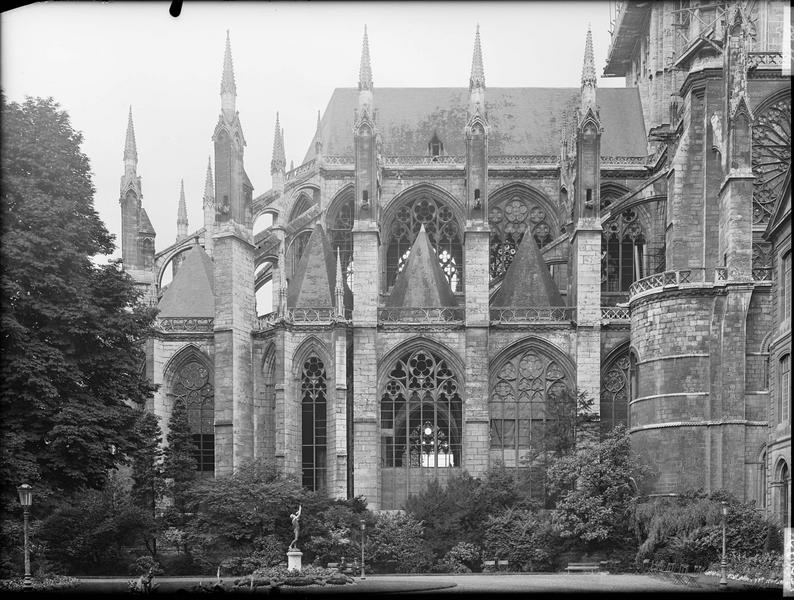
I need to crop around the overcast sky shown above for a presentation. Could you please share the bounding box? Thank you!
[2,1,625,257]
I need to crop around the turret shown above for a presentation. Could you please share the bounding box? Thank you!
[354,25,378,222]
[120,107,144,270]
[466,24,488,221]
[580,25,597,115]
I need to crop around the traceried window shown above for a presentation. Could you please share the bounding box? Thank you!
[380,350,462,470]
[601,351,631,435]
[328,194,354,293]
[752,97,790,226]
[780,354,790,425]
[489,195,554,280]
[489,349,571,501]
[301,356,327,492]
[602,209,645,292]
[289,230,313,277]
[782,251,791,327]
[385,195,462,291]
[172,360,215,473]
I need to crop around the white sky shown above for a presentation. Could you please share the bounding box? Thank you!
[1,1,625,257]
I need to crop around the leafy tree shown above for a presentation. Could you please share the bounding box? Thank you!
[0,95,156,503]
[131,409,163,516]
[366,512,432,573]
[482,508,558,571]
[161,398,196,518]
[545,425,649,551]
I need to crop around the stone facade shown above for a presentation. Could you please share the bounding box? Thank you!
[121,2,790,518]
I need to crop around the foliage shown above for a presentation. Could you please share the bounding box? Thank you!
[434,541,482,573]
[404,466,529,560]
[161,399,196,521]
[128,555,164,576]
[482,508,558,571]
[366,512,432,573]
[130,409,163,515]
[0,575,78,592]
[0,95,157,502]
[250,564,353,586]
[707,552,783,586]
[541,388,596,458]
[546,426,648,551]
[633,489,783,567]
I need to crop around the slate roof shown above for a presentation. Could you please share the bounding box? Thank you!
[158,244,215,318]
[287,223,337,309]
[139,207,156,235]
[491,233,564,307]
[387,224,458,308]
[304,87,647,162]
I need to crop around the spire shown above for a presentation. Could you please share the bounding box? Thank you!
[203,156,214,207]
[334,247,345,317]
[124,106,137,173]
[469,24,485,91]
[177,179,188,241]
[387,224,458,308]
[220,30,237,116]
[271,112,286,174]
[314,109,323,156]
[580,25,597,114]
[359,25,373,92]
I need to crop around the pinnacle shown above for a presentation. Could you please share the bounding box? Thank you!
[178,179,188,228]
[204,156,214,200]
[124,106,137,163]
[359,25,373,92]
[581,25,597,87]
[220,29,237,98]
[271,112,286,172]
[470,24,485,90]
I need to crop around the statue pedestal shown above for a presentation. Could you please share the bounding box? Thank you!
[287,550,303,572]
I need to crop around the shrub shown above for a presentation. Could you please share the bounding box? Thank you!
[482,508,558,571]
[366,512,432,573]
[0,575,78,592]
[251,564,352,586]
[128,555,164,576]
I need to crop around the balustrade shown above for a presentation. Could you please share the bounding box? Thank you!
[378,307,464,323]
[156,317,214,332]
[601,306,630,320]
[489,307,575,323]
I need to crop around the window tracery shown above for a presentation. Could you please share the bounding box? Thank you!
[600,351,631,435]
[602,209,645,292]
[489,349,570,500]
[380,350,462,470]
[489,194,554,280]
[386,195,462,291]
[301,356,327,492]
[752,97,790,226]
[172,359,214,473]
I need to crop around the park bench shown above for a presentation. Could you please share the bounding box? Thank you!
[482,560,496,571]
[497,559,509,571]
[565,562,600,573]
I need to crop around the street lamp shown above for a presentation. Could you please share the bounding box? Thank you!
[719,501,728,589]
[17,484,33,591]
[359,519,366,580]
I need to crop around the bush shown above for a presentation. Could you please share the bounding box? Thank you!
[251,564,352,586]
[708,552,783,586]
[0,575,78,592]
[482,509,558,571]
[366,512,432,573]
[128,555,164,576]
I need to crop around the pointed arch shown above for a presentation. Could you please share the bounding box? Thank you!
[291,335,332,380]
[601,341,631,435]
[381,184,465,293]
[325,184,355,295]
[378,336,464,391]
[488,182,559,280]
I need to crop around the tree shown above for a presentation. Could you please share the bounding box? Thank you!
[161,399,196,518]
[0,95,156,504]
[545,425,649,551]
[130,409,163,556]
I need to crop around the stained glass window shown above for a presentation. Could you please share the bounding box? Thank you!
[601,351,631,435]
[489,195,554,280]
[602,210,645,292]
[380,350,462,469]
[752,97,790,226]
[302,356,327,491]
[385,196,462,291]
[172,360,214,473]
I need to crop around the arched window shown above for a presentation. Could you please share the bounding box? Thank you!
[301,356,327,492]
[289,230,313,277]
[780,354,790,424]
[328,193,354,293]
[752,96,790,226]
[289,193,313,223]
[775,460,790,526]
[381,350,462,470]
[385,195,462,292]
[172,359,214,474]
[489,348,571,501]
[489,192,555,281]
[602,209,645,292]
[758,448,767,509]
[601,350,631,436]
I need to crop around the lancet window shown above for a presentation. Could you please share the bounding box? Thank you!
[301,356,327,492]
[172,360,215,474]
[328,194,354,291]
[602,209,645,292]
[385,195,462,292]
[380,350,462,470]
[600,350,631,435]
[489,194,554,280]
[489,349,571,500]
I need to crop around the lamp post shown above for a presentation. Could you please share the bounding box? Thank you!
[17,484,33,591]
[360,519,366,580]
[719,500,728,589]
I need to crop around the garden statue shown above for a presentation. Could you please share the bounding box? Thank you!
[289,504,302,550]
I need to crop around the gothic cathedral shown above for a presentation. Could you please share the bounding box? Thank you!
[120,3,790,521]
